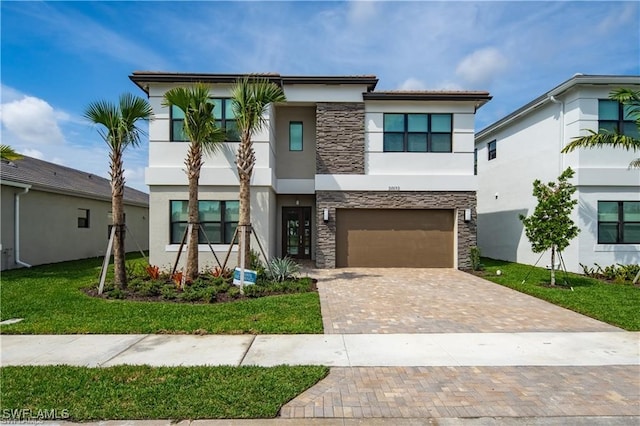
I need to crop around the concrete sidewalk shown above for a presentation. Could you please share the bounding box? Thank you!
[1,332,638,367]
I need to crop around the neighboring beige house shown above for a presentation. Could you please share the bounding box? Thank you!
[130,72,491,269]
[475,74,640,272]
[1,156,149,270]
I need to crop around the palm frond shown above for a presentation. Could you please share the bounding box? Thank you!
[628,157,640,169]
[230,77,286,137]
[162,83,224,154]
[562,130,640,153]
[0,145,23,161]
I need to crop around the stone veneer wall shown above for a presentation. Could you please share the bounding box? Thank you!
[315,191,477,269]
[316,103,365,174]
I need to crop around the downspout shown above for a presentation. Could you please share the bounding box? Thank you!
[549,95,565,174]
[14,185,32,268]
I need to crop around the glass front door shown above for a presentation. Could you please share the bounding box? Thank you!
[283,207,311,259]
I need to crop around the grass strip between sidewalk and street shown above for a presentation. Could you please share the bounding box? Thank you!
[476,258,640,331]
[0,365,329,421]
[0,255,323,334]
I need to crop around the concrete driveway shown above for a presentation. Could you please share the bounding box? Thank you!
[313,268,620,334]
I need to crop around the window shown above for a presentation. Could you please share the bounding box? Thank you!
[599,100,639,139]
[488,140,497,160]
[78,209,90,228]
[598,201,640,244]
[383,113,452,152]
[170,98,238,142]
[289,122,303,151]
[474,148,478,175]
[170,200,239,244]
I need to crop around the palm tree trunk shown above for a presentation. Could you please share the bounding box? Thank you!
[110,150,127,289]
[185,143,203,281]
[237,131,254,270]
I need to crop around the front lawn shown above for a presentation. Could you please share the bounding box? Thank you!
[0,255,323,334]
[475,258,640,331]
[0,365,328,421]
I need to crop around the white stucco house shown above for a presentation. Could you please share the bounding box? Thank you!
[130,72,491,270]
[475,74,640,273]
[1,156,149,270]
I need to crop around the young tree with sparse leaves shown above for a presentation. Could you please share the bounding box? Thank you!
[519,167,579,286]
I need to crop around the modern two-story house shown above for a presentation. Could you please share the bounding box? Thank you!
[475,74,640,273]
[130,72,491,270]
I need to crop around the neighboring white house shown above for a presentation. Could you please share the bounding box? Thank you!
[475,74,640,273]
[1,156,150,270]
[130,72,491,269]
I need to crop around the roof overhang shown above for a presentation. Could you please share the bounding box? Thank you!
[130,72,379,95]
[476,74,640,140]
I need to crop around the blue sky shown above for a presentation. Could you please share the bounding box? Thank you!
[1,1,638,192]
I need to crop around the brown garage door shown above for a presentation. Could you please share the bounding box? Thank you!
[336,209,454,268]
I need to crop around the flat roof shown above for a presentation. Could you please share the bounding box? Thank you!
[130,72,379,94]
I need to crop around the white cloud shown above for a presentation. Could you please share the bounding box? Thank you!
[0,96,66,144]
[19,148,45,160]
[398,78,427,91]
[348,0,378,24]
[455,47,509,87]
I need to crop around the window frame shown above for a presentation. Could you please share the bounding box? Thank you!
[382,113,453,153]
[170,98,238,142]
[289,121,303,151]
[77,208,90,228]
[597,200,640,244]
[169,200,239,245]
[487,140,497,161]
[598,99,637,137]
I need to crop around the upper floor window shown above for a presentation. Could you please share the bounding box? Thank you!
[474,148,478,175]
[289,122,303,151]
[383,113,452,152]
[598,201,640,244]
[488,140,497,160]
[598,100,639,139]
[170,200,239,244]
[170,98,239,142]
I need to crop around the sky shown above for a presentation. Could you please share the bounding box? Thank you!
[1,0,638,193]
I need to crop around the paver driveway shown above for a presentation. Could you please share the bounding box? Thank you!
[281,268,637,420]
[313,268,620,334]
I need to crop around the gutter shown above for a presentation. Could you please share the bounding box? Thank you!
[1,180,32,268]
[548,95,565,174]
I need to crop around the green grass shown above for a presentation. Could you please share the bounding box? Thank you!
[477,258,640,331]
[0,255,323,334]
[0,365,329,421]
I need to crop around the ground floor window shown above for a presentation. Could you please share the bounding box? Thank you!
[78,208,90,228]
[598,201,640,244]
[170,200,239,244]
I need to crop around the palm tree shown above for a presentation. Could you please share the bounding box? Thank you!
[231,77,286,269]
[561,88,640,168]
[0,145,23,161]
[85,93,153,289]
[162,83,226,282]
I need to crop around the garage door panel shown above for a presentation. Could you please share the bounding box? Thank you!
[336,209,454,268]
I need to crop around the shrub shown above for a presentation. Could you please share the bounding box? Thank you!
[470,246,483,271]
[266,257,300,282]
[579,262,640,283]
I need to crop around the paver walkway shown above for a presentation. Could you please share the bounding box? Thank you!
[313,268,620,334]
[281,365,640,418]
[284,267,639,421]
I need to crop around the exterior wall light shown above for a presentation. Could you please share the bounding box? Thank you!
[464,208,472,222]
[323,208,329,223]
